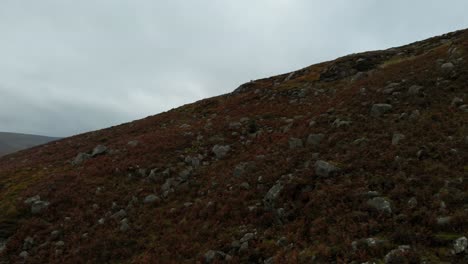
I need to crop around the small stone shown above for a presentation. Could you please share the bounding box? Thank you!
[50,230,61,240]
[98,218,105,225]
[367,197,392,214]
[111,209,127,220]
[240,182,250,190]
[55,241,65,247]
[24,195,40,205]
[143,194,160,204]
[240,233,255,243]
[451,97,464,107]
[239,241,249,252]
[306,134,325,146]
[409,110,420,120]
[441,62,454,70]
[407,197,418,208]
[212,145,231,159]
[31,200,50,214]
[453,236,467,254]
[392,133,405,145]
[384,245,411,264]
[19,251,28,259]
[289,137,303,149]
[315,160,341,177]
[264,183,283,209]
[408,85,423,95]
[371,104,393,117]
[204,250,226,263]
[127,140,139,147]
[436,216,453,225]
[120,219,130,232]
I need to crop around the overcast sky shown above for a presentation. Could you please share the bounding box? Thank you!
[1,1,468,137]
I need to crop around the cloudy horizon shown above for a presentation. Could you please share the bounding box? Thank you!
[1,0,468,137]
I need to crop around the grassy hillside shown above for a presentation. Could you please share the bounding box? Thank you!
[0,132,59,157]
[0,29,466,263]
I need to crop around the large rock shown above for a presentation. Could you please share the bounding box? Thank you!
[212,145,230,159]
[371,104,393,117]
[367,197,392,214]
[314,160,341,177]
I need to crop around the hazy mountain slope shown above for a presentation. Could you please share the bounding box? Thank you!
[0,132,59,157]
[0,29,466,263]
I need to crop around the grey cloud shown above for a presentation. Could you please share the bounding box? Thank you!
[1,0,468,136]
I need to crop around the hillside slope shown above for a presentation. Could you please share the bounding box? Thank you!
[0,29,467,263]
[0,132,59,157]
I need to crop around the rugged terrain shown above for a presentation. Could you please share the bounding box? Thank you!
[0,132,59,157]
[0,29,467,263]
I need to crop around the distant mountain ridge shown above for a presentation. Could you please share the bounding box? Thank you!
[0,132,59,156]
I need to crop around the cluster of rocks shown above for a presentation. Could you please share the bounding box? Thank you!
[71,144,109,165]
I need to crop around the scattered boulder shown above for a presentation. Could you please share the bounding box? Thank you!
[332,119,352,128]
[204,250,226,263]
[352,237,388,251]
[306,134,325,146]
[240,233,255,243]
[289,137,303,149]
[31,200,50,214]
[451,97,464,107]
[71,152,91,165]
[436,216,453,226]
[111,209,127,220]
[315,160,341,177]
[120,219,130,232]
[407,197,418,209]
[233,162,250,177]
[367,197,392,214]
[19,251,28,259]
[91,145,108,157]
[143,194,160,204]
[392,133,405,145]
[407,85,423,95]
[409,110,420,120]
[371,104,393,117]
[264,183,283,210]
[212,145,230,159]
[384,245,411,264]
[453,236,467,254]
[24,195,40,205]
[441,62,455,70]
[127,140,139,147]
